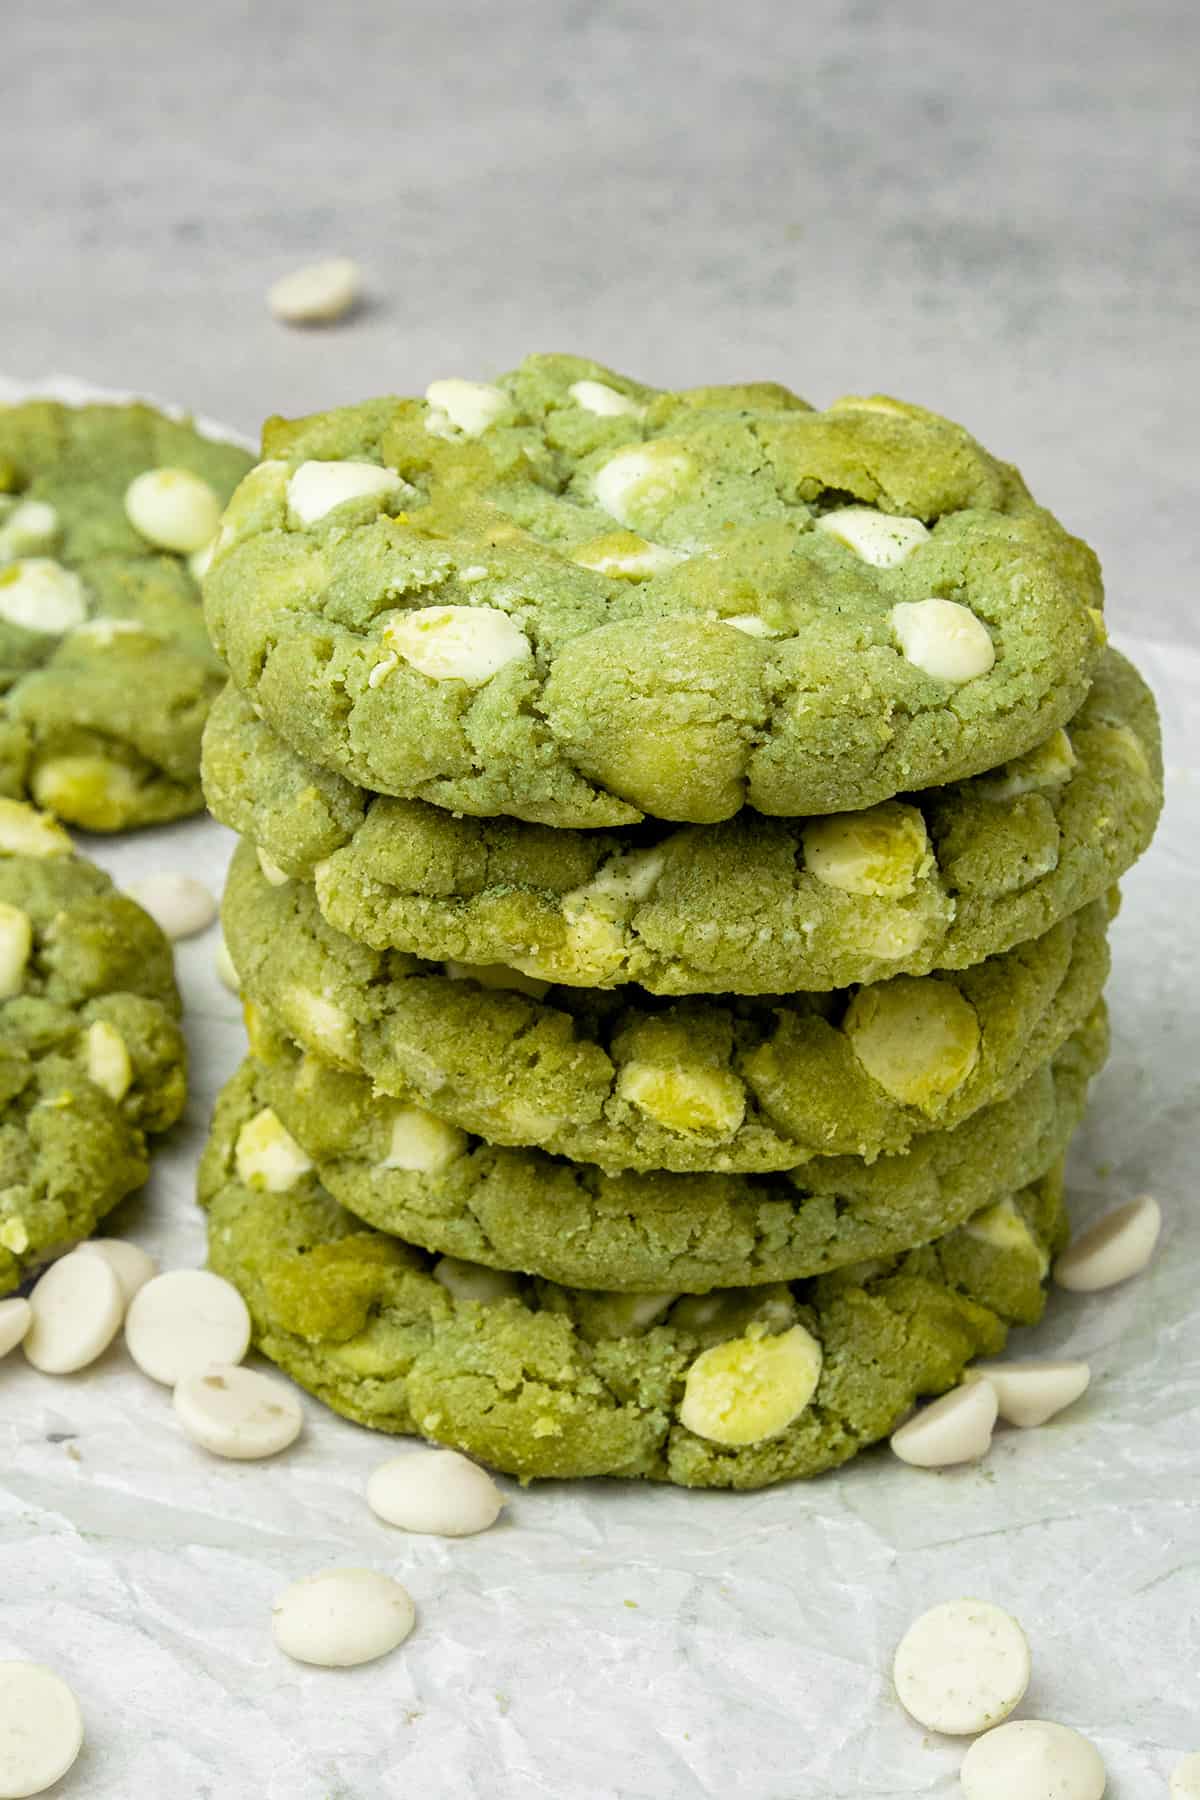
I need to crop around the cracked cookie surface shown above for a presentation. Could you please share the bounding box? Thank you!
[202,1060,1071,1488]
[0,401,250,829]
[203,353,1105,827]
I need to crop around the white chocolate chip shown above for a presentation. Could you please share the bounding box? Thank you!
[85,1020,132,1103]
[256,846,291,887]
[567,379,642,417]
[235,1108,314,1193]
[1171,1754,1200,1798]
[592,442,693,529]
[893,1599,1031,1735]
[965,1199,1048,1274]
[0,1663,84,1798]
[125,1268,252,1386]
[443,961,551,1000]
[269,256,361,324]
[0,904,31,999]
[384,604,530,686]
[1053,1193,1162,1292]
[382,1105,467,1174]
[367,651,398,688]
[424,378,508,437]
[70,616,147,645]
[569,531,685,579]
[0,499,59,561]
[0,1297,31,1358]
[123,871,217,941]
[844,977,980,1110]
[960,1719,1106,1800]
[432,1256,520,1306]
[278,986,356,1064]
[617,1061,746,1138]
[680,1324,823,1446]
[978,727,1077,800]
[75,1239,157,1308]
[0,559,87,634]
[174,1363,303,1459]
[891,598,996,683]
[966,1359,1091,1428]
[287,459,403,526]
[272,1568,415,1668]
[803,801,930,898]
[124,468,222,554]
[367,1448,504,1536]
[816,505,930,567]
[890,1381,997,1468]
[590,1291,678,1335]
[722,614,782,637]
[215,933,240,993]
[0,800,71,859]
[24,1251,124,1374]
[188,538,217,582]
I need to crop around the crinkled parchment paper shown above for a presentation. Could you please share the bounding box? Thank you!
[0,380,1194,1799]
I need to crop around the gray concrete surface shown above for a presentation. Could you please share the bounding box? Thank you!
[6,0,1197,641]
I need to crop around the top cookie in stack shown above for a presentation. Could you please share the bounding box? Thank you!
[200,355,1161,1489]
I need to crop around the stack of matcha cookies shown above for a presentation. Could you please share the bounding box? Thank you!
[199,355,1161,1489]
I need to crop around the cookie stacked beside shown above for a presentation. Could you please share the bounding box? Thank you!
[199,356,1161,1488]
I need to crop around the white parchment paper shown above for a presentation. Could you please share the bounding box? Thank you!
[0,381,1194,1798]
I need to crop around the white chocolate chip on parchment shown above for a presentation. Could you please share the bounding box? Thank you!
[960,1719,1106,1800]
[1053,1193,1162,1292]
[272,1568,415,1668]
[367,1448,504,1537]
[1172,1754,1200,1798]
[965,1359,1091,1428]
[889,1380,997,1468]
[268,257,361,325]
[891,598,995,682]
[0,1662,84,1797]
[24,1251,124,1374]
[124,872,217,940]
[76,1238,157,1309]
[0,1297,31,1359]
[125,1269,251,1387]
[174,1363,303,1459]
[893,1599,1031,1735]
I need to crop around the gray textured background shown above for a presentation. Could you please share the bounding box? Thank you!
[7,0,1198,640]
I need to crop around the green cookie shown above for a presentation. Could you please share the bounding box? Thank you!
[226,829,1109,1171]
[0,400,251,829]
[0,799,187,1290]
[241,1005,1102,1293]
[202,1060,1071,1488]
[204,649,1159,995]
[204,353,1105,827]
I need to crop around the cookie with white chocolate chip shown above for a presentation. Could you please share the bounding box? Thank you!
[225,834,1110,1173]
[0,800,186,1291]
[238,1001,1103,1293]
[203,649,1159,995]
[203,353,1106,828]
[0,400,250,829]
[200,1060,1070,1487]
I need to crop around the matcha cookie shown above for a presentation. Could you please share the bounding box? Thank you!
[0,800,187,1291]
[204,353,1105,827]
[204,650,1160,995]
[0,400,251,829]
[202,1061,1070,1488]
[241,1007,1102,1293]
[226,836,1109,1171]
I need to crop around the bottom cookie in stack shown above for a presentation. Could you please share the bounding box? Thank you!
[200,1020,1100,1488]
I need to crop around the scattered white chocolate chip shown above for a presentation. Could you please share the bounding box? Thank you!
[24,1251,124,1374]
[1171,1753,1200,1798]
[890,1381,997,1468]
[287,459,403,526]
[1053,1194,1162,1292]
[215,933,240,993]
[0,1662,84,1798]
[893,1599,1030,1736]
[803,801,930,898]
[966,1359,1091,1428]
[0,499,59,561]
[174,1363,303,1459]
[0,800,71,859]
[680,1324,823,1447]
[567,378,642,417]
[0,904,31,999]
[75,1238,157,1308]
[0,1297,31,1359]
[124,468,222,554]
[367,1448,504,1537]
[816,505,930,567]
[235,1108,314,1193]
[125,1268,251,1386]
[272,1568,415,1668]
[84,1019,132,1102]
[383,1106,467,1174]
[256,846,291,887]
[268,256,361,325]
[959,1719,1106,1800]
[384,604,530,686]
[592,442,693,528]
[424,378,508,438]
[123,871,217,941]
[0,559,87,634]
[891,598,996,683]
[432,1256,521,1306]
